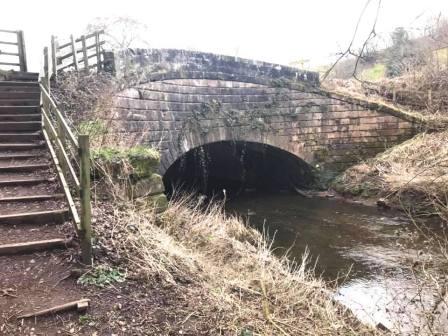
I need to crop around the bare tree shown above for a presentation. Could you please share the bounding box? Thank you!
[322,0,382,82]
[86,16,150,50]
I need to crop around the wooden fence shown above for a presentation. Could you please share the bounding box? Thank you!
[49,31,105,78]
[40,76,92,265]
[0,29,27,71]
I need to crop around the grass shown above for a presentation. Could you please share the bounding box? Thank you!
[333,130,448,217]
[360,63,386,82]
[93,193,377,335]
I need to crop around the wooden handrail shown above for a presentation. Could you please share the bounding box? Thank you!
[42,109,81,189]
[40,84,79,148]
[0,29,20,34]
[0,51,20,56]
[58,41,106,62]
[0,41,18,46]
[0,62,21,66]
[39,30,109,264]
[75,30,104,42]
[50,31,105,77]
[40,81,92,265]
[0,29,27,71]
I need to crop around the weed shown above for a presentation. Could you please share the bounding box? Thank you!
[79,314,94,325]
[78,266,126,288]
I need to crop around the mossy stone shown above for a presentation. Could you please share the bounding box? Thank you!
[126,146,160,178]
[91,145,160,179]
[129,173,165,199]
[147,193,168,212]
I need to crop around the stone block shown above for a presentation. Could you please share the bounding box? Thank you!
[129,173,165,199]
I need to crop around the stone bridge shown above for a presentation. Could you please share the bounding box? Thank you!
[108,49,417,184]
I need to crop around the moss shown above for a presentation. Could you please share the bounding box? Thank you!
[91,147,127,179]
[270,78,290,88]
[92,145,160,179]
[314,148,329,161]
[92,147,124,162]
[126,145,160,178]
[146,193,168,212]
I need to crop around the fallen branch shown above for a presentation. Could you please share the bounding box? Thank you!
[17,299,90,319]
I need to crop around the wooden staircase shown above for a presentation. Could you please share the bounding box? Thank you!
[0,72,73,255]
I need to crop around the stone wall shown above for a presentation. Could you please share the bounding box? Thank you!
[114,49,320,86]
[108,78,416,176]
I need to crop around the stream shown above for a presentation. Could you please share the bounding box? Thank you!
[226,192,448,334]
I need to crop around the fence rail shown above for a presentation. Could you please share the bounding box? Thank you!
[40,82,92,265]
[0,29,27,71]
[50,31,105,77]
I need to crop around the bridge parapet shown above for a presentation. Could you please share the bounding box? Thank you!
[114,48,320,86]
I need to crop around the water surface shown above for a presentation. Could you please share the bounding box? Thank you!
[226,192,448,333]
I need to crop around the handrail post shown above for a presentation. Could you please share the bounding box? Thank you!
[81,35,89,72]
[79,135,92,265]
[51,35,58,81]
[70,34,79,71]
[43,47,50,92]
[95,32,102,72]
[17,30,27,72]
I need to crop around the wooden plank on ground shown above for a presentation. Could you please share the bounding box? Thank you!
[17,299,90,319]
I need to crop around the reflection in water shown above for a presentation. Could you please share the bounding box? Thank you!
[226,193,448,334]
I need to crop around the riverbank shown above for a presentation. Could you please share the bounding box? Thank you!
[2,195,378,335]
[331,129,448,221]
[84,195,377,335]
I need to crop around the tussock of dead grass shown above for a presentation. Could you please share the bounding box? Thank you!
[95,194,377,335]
[334,131,448,218]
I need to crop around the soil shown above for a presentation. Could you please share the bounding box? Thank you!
[0,196,227,336]
[0,240,229,336]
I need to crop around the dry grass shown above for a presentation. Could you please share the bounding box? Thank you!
[333,130,448,216]
[93,194,378,335]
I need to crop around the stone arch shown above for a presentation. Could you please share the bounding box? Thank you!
[162,139,316,195]
[159,126,314,176]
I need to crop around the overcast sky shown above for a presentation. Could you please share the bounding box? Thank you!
[1,0,448,71]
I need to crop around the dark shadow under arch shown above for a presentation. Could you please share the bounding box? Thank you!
[163,141,315,198]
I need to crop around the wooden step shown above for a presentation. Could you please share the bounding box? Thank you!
[0,142,45,150]
[0,177,53,186]
[0,163,49,172]
[0,152,42,160]
[0,72,39,82]
[0,86,40,93]
[0,99,40,106]
[0,238,70,255]
[0,106,40,114]
[0,194,64,202]
[0,121,41,132]
[0,92,40,100]
[0,209,69,225]
[0,132,42,143]
[0,80,39,88]
[0,114,41,122]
